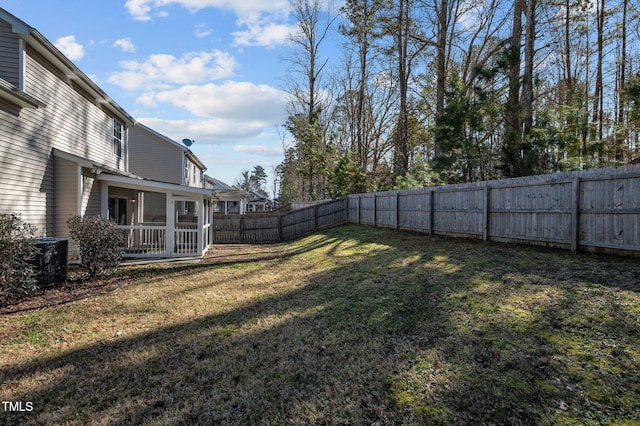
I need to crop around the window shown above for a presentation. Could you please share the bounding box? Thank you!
[184,156,189,184]
[113,119,123,158]
[108,197,128,225]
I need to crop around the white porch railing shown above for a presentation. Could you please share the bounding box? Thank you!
[119,225,167,257]
[175,224,199,255]
[117,223,204,258]
[203,223,211,248]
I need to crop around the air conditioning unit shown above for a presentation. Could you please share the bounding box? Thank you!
[31,238,68,288]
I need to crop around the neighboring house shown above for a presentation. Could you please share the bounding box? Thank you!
[0,7,222,259]
[246,190,271,212]
[206,176,249,214]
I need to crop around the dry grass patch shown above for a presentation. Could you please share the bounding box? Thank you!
[1,225,639,425]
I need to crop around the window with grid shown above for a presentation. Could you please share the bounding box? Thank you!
[113,119,123,158]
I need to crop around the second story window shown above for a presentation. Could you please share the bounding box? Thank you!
[113,119,123,158]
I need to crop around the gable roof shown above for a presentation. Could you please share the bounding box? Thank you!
[0,7,134,127]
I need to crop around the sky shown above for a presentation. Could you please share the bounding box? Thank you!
[0,0,328,196]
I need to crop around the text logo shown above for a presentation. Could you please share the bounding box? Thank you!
[2,401,34,412]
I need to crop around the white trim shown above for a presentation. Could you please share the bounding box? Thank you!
[77,164,83,216]
[18,38,25,90]
[101,181,109,218]
[97,173,213,197]
[166,193,175,256]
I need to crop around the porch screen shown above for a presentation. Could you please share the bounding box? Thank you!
[142,191,166,223]
[176,200,197,223]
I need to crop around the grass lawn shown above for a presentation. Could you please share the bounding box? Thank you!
[1,224,639,425]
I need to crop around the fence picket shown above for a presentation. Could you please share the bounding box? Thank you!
[211,198,348,244]
[209,166,639,257]
[347,165,640,256]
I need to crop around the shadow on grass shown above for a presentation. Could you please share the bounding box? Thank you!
[1,225,639,425]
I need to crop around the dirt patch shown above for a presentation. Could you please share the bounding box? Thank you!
[0,246,278,315]
[0,271,129,315]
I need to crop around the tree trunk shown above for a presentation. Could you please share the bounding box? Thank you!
[434,0,449,159]
[503,0,523,177]
[616,0,627,161]
[522,0,536,138]
[394,0,410,177]
[592,0,604,146]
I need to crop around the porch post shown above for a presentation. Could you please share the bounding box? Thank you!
[197,198,205,255]
[166,193,175,256]
[101,181,109,219]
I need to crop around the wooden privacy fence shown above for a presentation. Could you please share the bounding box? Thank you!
[348,165,640,257]
[211,198,348,244]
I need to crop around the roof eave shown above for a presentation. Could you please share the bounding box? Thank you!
[0,78,45,108]
[23,29,135,127]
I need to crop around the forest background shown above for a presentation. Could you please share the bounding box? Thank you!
[270,0,640,203]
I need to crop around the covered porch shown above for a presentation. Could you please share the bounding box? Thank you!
[98,174,213,258]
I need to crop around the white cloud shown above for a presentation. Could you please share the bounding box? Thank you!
[232,14,296,48]
[124,0,153,21]
[124,0,293,47]
[234,144,283,156]
[195,23,211,38]
[108,50,237,91]
[133,81,288,144]
[136,117,269,143]
[125,0,290,21]
[54,35,84,61]
[113,38,136,53]
[150,81,288,122]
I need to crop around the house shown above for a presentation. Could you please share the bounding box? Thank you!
[206,176,250,214]
[0,7,225,259]
[246,190,272,212]
[102,123,216,257]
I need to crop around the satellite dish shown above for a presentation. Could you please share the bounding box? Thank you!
[182,138,194,147]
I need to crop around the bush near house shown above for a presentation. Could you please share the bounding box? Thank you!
[67,216,126,280]
[0,213,38,300]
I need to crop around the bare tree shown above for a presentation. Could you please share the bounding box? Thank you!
[281,0,337,200]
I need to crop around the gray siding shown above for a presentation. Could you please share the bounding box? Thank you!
[24,47,127,170]
[184,156,204,188]
[81,169,101,217]
[54,156,79,240]
[128,125,182,184]
[0,19,20,87]
[0,36,129,237]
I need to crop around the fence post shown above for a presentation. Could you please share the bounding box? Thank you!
[571,177,580,253]
[429,190,435,236]
[395,192,400,230]
[342,198,348,225]
[483,185,490,242]
[314,205,319,232]
[373,194,377,227]
[357,196,361,225]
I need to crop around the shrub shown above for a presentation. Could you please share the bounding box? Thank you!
[0,213,38,298]
[67,216,126,280]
